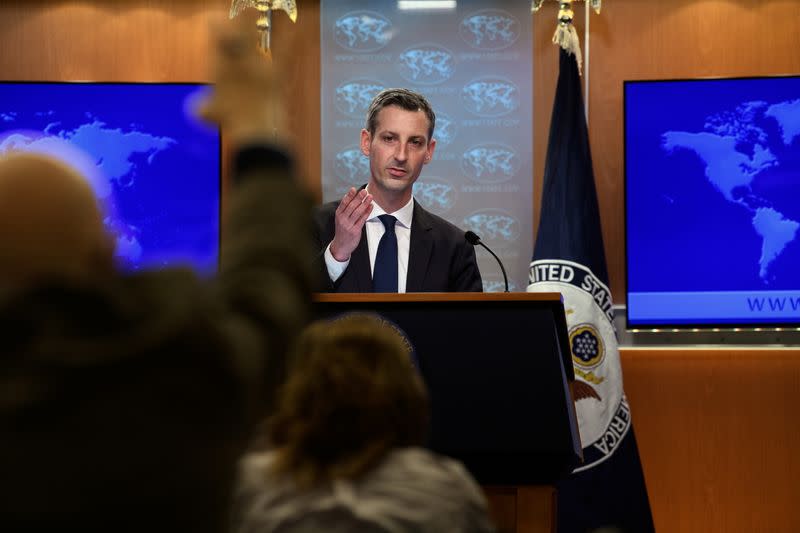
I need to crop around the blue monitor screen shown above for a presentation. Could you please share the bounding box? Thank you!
[0,82,220,274]
[625,76,800,327]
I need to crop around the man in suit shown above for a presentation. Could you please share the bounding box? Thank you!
[313,88,482,293]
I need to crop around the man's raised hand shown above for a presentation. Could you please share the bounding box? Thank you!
[329,188,373,262]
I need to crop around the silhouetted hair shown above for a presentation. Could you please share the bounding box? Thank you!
[365,88,436,141]
[266,314,429,487]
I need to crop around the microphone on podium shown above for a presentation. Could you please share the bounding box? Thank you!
[464,231,509,292]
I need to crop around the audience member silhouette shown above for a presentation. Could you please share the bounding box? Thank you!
[232,314,496,533]
[0,22,312,533]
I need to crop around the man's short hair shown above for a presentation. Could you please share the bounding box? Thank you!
[365,88,436,141]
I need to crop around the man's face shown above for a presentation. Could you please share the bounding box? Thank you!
[361,105,436,204]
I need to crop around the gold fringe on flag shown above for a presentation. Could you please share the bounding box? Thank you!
[530,0,602,75]
[553,2,582,73]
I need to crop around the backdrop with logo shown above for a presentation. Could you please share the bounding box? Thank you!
[321,1,533,292]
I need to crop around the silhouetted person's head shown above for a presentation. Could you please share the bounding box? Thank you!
[265,313,429,487]
[0,152,114,287]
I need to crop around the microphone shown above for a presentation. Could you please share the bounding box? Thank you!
[465,231,509,292]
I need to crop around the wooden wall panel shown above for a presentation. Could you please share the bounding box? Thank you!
[0,1,219,81]
[622,348,800,532]
[266,2,321,197]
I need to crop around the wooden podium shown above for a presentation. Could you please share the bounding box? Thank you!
[314,293,582,533]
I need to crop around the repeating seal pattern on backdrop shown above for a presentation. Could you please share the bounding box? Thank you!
[334,79,386,117]
[459,9,521,50]
[433,112,458,148]
[397,44,455,85]
[461,143,520,184]
[463,209,520,245]
[461,77,520,117]
[413,177,457,214]
[334,146,370,185]
[334,11,393,52]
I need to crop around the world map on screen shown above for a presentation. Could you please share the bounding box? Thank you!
[0,118,176,267]
[0,82,220,274]
[661,98,800,284]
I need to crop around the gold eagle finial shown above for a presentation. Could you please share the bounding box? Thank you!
[532,0,601,14]
[229,0,298,53]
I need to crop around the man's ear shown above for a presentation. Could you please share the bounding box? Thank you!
[360,129,371,157]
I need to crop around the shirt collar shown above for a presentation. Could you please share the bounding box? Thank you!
[365,187,414,229]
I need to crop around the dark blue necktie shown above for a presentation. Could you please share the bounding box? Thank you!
[373,214,398,292]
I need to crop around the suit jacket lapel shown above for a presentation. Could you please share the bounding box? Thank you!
[406,202,433,292]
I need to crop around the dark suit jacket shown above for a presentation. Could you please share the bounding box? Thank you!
[312,198,483,292]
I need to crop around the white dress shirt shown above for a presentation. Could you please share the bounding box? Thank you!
[324,192,414,293]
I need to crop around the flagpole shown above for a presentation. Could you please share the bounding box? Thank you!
[584,0,590,123]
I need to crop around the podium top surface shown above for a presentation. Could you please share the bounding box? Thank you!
[314,292,564,303]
